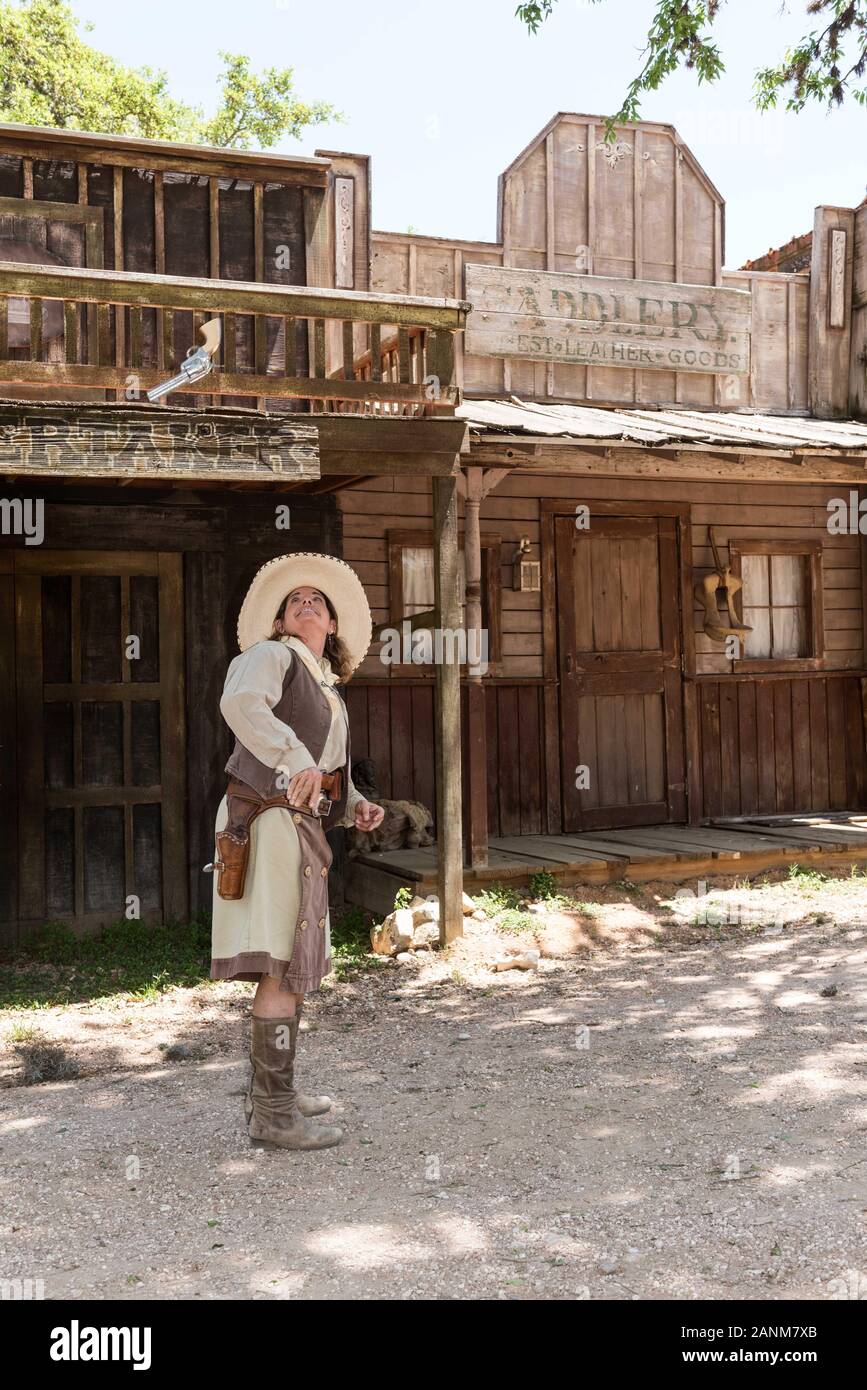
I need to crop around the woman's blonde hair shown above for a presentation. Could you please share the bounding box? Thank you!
[270,589,354,682]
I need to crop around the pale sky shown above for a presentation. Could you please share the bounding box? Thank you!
[69,0,865,268]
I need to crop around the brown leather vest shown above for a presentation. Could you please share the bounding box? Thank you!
[223,641,351,828]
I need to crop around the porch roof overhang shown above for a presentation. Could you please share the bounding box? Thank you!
[458,398,867,455]
[0,400,469,489]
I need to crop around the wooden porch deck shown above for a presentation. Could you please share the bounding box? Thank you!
[345,813,867,913]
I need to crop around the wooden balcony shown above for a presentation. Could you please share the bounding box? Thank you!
[0,261,469,416]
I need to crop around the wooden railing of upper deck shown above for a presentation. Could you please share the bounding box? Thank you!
[0,262,469,415]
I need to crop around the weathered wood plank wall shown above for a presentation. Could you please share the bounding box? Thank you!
[849,201,867,419]
[340,472,867,827]
[0,486,340,941]
[372,114,811,414]
[0,132,379,407]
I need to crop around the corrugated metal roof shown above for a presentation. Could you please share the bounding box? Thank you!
[456,398,867,452]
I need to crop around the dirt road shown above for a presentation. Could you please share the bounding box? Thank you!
[2,890,867,1301]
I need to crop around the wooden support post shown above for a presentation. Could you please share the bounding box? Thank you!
[463,467,488,868]
[433,472,463,943]
[809,205,855,419]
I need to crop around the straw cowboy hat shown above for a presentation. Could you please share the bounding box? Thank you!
[237,552,373,674]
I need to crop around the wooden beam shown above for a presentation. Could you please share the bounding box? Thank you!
[468,439,867,483]
[0,129,330,187]
[464,467,487,868]
[433,472,463,942]
[0,358,455,407]
[809,205,855,418]
[0,260,469,330]
[112,166,125,395]
[314,415,468,464]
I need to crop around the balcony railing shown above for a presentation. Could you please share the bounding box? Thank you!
[0,262,468,415]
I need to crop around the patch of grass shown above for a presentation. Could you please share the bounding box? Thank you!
[12,1034,80,1086]
[5,1020,40,1043]
[494,909,539,935]
[474,883,524,915]
[613,879,641,896]
[328,905,389,979]
[787,863,828,890]
[0,914,213,1012]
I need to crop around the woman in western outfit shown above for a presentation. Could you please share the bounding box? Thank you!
[210,553,385,1151]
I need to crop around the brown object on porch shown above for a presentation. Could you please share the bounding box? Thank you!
[347,798,434,857]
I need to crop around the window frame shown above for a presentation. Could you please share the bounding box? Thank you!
[386,527,502,676]
[729,538,825,673]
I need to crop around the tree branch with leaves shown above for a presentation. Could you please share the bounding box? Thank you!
[515,0,867,137]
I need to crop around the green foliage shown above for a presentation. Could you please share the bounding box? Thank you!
[474,882,524,914]
[787,862,828,889]
[515,0,557,35]
[393,886,413,911]
[494,908,539,934]
[754,2,867,111]
[0,0,340,147]
[328,904,389,978]
[198,52,339,149]
[0,913,212,1010]
[528,869,559,901]
[516,0,867,131]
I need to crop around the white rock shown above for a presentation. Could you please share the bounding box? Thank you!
[412,921,440,950]
[461,892,477,914]
[491,950,540,972]
[369,908,415,956]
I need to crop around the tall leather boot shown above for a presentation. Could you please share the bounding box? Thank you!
[244,1007,333,1125]
[293,1001,333,1116]
[246,1015,343,1151]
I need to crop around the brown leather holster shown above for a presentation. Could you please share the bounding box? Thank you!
[212,771,342,901]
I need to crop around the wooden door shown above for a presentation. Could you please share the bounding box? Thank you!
[555,514,686,831]
[15,551,186,933]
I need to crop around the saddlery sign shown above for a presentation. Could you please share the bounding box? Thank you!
[464,264,752,376]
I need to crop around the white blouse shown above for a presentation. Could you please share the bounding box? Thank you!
[220,635,364,824]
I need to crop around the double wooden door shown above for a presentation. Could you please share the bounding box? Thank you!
[555,513,686,831]
[13,551,186,933]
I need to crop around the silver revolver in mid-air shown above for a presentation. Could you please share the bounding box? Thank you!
[147,318,221,402]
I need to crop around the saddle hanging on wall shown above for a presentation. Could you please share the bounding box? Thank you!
[695,527,753,645]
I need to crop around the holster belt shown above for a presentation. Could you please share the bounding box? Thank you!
[207,771,341,901]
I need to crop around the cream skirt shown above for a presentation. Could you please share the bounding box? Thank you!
[209,795,333,990]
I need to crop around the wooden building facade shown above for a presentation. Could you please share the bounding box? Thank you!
[0,124,468,943]
[343,112,867,881]
[3,113,867,940]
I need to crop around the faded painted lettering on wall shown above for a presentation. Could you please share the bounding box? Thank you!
[464,264,752,376]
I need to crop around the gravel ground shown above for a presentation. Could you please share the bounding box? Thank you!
[2,875,867,1302]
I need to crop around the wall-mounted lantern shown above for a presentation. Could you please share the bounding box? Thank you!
[512,536,541,592]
